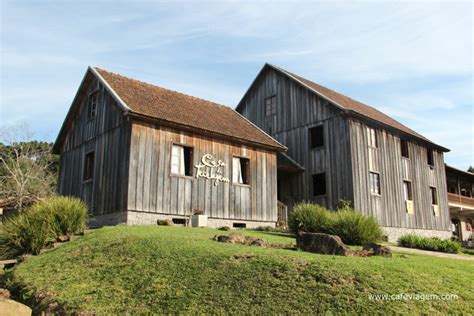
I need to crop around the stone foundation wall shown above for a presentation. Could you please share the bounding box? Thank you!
[89,211,127,227]
[91,210,276,229]
[382,226,452,243]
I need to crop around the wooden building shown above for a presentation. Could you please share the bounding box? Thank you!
[446,164,473,244]
[237,63,452,242]
[53,67,286,228]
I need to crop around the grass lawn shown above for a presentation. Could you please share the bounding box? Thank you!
[6,226,474,314]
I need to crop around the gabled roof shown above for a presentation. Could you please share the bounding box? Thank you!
[236,63,449,152]
[53,67,286,153]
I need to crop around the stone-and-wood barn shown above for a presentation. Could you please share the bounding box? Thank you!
[54,64,453,242]
[237,63,452,241]
[52,66,287,228]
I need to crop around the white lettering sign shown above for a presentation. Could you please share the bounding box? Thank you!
[195,154,230,186]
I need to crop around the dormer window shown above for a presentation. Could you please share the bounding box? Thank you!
[87,91,98,119]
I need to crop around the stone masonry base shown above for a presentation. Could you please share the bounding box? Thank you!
[90,210,276,229]
[381,226,452,243]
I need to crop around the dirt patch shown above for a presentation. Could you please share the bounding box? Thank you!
[233,253,257,260]
[213,232,269,247]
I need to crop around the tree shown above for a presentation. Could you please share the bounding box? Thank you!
[0,123,59,211]
[468,166,474,173]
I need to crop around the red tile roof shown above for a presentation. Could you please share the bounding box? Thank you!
[94,67,286,151]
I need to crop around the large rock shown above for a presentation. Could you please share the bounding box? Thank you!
[296,232,351,256]
[0,297,32,316]
[362,243,392,257]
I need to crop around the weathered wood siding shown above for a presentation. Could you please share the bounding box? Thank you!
[238,68,353,209]
[127,121,278,222]
[349,119,450,231]
[57,78,130,215]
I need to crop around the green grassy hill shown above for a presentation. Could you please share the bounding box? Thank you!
[6,226,474,314]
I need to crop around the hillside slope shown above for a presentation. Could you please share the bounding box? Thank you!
[6,226,474,314]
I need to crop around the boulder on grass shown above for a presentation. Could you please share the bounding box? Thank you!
[0,297,32,316]
[214,232,246,244]
[362,243,392,257]
[157,219,174,226]
[296,232,351,256]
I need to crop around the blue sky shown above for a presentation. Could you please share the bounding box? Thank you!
[1,1,473,169]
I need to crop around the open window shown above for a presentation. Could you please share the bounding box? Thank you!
[312,173,326,196]
[367,127,378,148]
[427,148,434,167]
[233,157,250,185]
[369,172,381,195]
[265,95,277,117]
[403,181,412,201]
[87,91,98,120]
[430,187,438,205]
[171,144,193,176]
[83,151,95,181]
[401,139,409,158]
[309,125,324,149]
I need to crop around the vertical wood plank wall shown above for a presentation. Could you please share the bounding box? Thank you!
[238,68,354,209]
[349,119,450,231]
[127,121,278,222]
[57,78,130,215]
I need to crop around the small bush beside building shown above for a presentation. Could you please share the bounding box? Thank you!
[398,234,461,254]
[288,202,383,245]
[0,196,88,259]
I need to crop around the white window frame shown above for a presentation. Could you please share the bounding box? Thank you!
[367,127,378,148]
[232,156,250,185]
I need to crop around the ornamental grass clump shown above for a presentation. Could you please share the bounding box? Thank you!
[288,201,383,245]
[31,196,89,237]
[328,210,383,245]
[0,196,88,259]
[288,202,332,234]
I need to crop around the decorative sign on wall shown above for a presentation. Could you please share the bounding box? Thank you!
[195,154,230,186]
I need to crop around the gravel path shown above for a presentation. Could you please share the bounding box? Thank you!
[389,246,474,261]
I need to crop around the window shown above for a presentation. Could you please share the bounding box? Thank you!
[403,181,412,201]
[427,148,434,167]
[233,157,250,185]
[87,91,98,119]
[265,96,277,117]
[171,144,193,176]
[401,139,409,158]
[312,173,326,196]
[367,127,378,148]
[309,125,324,149]
[233,222,247,228]
[369,172,381,195]
[430,187,438,205]
[83,151,94,181]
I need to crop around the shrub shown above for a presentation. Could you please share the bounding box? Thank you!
[288,203,331,234]
[398,234,461,254]
[288,202,382,245]
[329,210,383,245]
[0,210,55,259]
[0,196,88,259]
[31,196,88,236]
